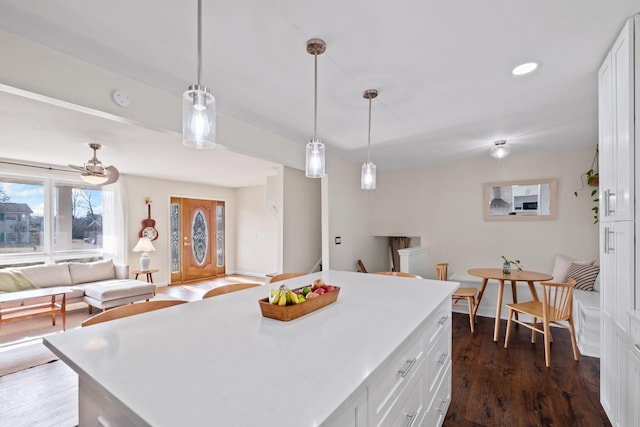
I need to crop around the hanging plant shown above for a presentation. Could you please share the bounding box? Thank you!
[574,145,599,223]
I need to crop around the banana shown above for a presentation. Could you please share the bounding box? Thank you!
[288,289,300,304]
[271,289,281,305]
[278,289,288,306]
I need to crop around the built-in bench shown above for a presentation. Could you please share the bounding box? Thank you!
[449,272,600,358]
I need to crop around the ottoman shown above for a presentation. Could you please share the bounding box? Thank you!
[83,280,156,313]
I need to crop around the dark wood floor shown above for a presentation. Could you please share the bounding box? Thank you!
[444,313,610,427]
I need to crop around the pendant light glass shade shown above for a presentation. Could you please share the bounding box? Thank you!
[305,38,326,178]
[183,0,216,149]
[183,85,216,148]
[361,89,378,190]
[361,162,376,190]
[306,139,325,178]
[490,140,511,159]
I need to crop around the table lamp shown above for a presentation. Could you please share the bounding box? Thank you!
[133,237,156,272]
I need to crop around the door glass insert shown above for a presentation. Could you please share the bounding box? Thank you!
[192,209,208,266]
[170,203,180,273]
[217,204,224,267]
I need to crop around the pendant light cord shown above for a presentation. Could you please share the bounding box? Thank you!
[313,52,318,140]
[197,0,202,85]
[367,97,372,163]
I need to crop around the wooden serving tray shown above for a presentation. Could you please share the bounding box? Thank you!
[258,286,340,321]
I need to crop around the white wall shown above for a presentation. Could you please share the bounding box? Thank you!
[325,154,389,272]
[234,184,278,276]
[283,166,321,273]
[125,175,236,285]
[369,146,599,279]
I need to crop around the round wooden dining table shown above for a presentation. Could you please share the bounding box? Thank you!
[467,268,553,342]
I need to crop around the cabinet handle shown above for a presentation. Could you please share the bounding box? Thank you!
[438,353,449,365]
[437,398,449,414]
[398,357,417,377]
[603,227,608,253]
[635,344,640,352]
[437,316,449,325]
[606,189,616,215]
[405,411,418,427]
[607,229,615,253]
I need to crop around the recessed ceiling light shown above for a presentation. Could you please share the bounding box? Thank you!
[512,62,538,76]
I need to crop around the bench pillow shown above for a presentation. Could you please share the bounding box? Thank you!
[551,254,594,283]
[20,263,73,287]
[69,260,116,285]
[565,262,600,291]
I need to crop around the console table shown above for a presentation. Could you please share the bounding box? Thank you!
[44,271,457,426]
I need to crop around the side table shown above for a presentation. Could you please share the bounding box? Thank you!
[131,269,159,283]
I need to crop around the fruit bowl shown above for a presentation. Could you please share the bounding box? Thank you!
[258,285,340,321]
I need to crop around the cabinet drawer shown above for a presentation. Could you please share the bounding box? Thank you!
[423,361,452,427]
[369,328,424,425]
[424,324,450,398]
[381,365,426,427]
[423,301,451,346]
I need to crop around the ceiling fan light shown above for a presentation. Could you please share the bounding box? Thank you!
[183,85,216,149]
[490,140,511,159]
[305,139,325,178]
[81,173,109,185]
[361,162,376,190]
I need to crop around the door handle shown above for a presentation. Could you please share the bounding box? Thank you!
[184,242,191,246]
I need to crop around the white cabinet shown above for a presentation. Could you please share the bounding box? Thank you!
[629,315,640,427]
[599,18,635,222]
[600,14,640,427]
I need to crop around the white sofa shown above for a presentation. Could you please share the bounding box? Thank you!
[0,259,156,311]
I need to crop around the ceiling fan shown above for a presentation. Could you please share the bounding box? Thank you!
[69,143,119,185]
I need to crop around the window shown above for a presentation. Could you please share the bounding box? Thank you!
[0,174,106,265]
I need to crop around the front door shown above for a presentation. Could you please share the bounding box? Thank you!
[170,198,225,283]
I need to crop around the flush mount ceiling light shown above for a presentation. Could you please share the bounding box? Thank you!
[69,143,120,185]
[305,38,327,178]
[361,89,378,190]
[512,62,538,76]
[183,0,216,149]
[490,140,511,159]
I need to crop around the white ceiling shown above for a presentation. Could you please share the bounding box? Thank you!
[0,0,638,186]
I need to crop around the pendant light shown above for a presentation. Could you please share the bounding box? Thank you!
[305,38,326,178]
[183,0,216,149]
[361,89,378,190]
[490,140,511,159]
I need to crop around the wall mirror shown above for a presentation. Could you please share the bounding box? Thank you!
[483,178,557,221]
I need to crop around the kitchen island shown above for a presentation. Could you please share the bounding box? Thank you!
[44,270,457,426]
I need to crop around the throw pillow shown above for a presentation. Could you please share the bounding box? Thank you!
[565,263,600,291]
[550,254,594,282]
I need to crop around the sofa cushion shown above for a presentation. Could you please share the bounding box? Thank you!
[83,280,155,302]
[19,263,73,287]
[69,260,116,285]
[550,254,594,282]
[0,269,39,292]
[565,263,600,291]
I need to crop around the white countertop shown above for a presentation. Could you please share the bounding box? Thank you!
[44,270,457,427]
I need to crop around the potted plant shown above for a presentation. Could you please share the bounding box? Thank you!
[501,256,523,274]
[574,146,599,223]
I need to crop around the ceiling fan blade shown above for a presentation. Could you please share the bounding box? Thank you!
[102,166,120,185]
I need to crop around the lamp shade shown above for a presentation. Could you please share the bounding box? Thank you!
[81,173,109,185]
[133,237,156,253]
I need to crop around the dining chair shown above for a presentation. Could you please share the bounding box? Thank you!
[81,300,187,327]
[202,282,262,299]
[504,278,579,367]
[268,272,305,283]
[436,262,477,333]
[373,271,422,278]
